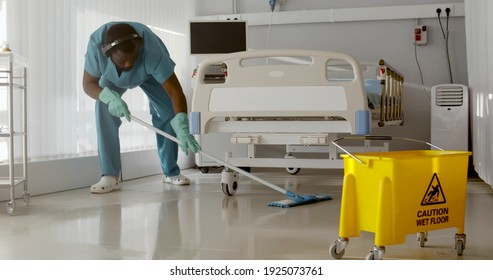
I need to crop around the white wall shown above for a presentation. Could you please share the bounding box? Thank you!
[465,0,493,185]
[193,0,468,152]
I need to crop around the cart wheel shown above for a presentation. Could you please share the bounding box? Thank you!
[329,238,348,259]
[286,167,300,175]
[365,251,375,260]
[329,243,345,259]
[456,239,464,256]
[22,192,31,205]
[7,200,15,215]
[199,167,209,174]
[366,246,385,260]
[455,233,466,256]
[417,232,427,247]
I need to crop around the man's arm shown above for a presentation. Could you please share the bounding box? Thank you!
[163,72,201,154]
[162,72,187,114]
[83,70,103,100]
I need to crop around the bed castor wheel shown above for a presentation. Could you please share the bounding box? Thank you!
[221,168,239,196]
[286,167,300,175]
[284,154,300,175]
[199,167,209,174]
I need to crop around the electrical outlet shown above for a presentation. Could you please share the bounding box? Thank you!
[435,5,455,17]
[219,15,242,21]
[413,25,428,45]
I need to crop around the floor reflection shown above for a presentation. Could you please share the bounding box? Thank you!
[0,168,492,260]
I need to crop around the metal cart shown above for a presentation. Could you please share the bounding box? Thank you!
[330,136,471,260]
[0,50,30,215]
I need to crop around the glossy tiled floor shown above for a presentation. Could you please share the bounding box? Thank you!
[1,168,492,260]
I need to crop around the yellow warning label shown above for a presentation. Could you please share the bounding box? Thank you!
[416,207,449,226]
[421,173,446,206]
[416,173,450,227]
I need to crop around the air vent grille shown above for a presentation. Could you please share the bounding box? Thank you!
[435,86,464,107]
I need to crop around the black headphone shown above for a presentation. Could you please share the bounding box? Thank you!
[101,33,141,57]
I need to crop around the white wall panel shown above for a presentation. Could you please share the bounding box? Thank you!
[465,0,493,185]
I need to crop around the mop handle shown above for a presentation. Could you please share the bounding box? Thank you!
[130,115,288,195]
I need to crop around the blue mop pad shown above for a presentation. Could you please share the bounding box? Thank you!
[267,191,332,208]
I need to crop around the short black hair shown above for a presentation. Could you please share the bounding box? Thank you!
[103,23,142,56]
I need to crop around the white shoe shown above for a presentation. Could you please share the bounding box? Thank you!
[90,176,120,194]
[163,174,190,186]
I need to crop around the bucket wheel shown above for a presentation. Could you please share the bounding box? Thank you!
[366,246,385,260]
[455,233,466,256]
[221,168,239,196]
[329,237,348,259]
[417,232,428,247]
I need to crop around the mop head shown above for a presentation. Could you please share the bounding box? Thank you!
[267,191,332,208]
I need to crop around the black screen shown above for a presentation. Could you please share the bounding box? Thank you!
[190,21,247,54]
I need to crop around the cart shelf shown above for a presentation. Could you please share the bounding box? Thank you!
[0,51,29,215]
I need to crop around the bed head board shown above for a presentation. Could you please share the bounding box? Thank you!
[191,49,371,135]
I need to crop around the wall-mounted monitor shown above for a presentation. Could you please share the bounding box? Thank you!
[190,20,247,55]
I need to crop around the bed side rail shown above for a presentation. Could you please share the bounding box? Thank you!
[378,59,404,127]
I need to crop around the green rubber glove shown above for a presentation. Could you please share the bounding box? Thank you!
[99,87,131,122]
[170,112,202,154]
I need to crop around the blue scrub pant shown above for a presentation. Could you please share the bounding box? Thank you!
[95,78,180,178]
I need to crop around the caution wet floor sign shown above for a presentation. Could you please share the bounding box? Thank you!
[417,173,450,227]
[421,173,446,205]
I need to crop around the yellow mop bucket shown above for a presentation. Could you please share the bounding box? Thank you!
[330,136,472,260]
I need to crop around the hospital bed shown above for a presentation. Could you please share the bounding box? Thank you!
[190,49,404,174]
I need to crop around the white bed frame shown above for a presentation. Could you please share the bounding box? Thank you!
[190,49,403,171]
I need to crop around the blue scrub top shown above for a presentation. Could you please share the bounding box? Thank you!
[84,21,176,89]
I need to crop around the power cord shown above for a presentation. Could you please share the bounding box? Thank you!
[437,8,454,83]
[266,6,275,65]
[266,9,274,50]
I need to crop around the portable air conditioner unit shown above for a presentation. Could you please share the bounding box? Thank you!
[431,84,469,150]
